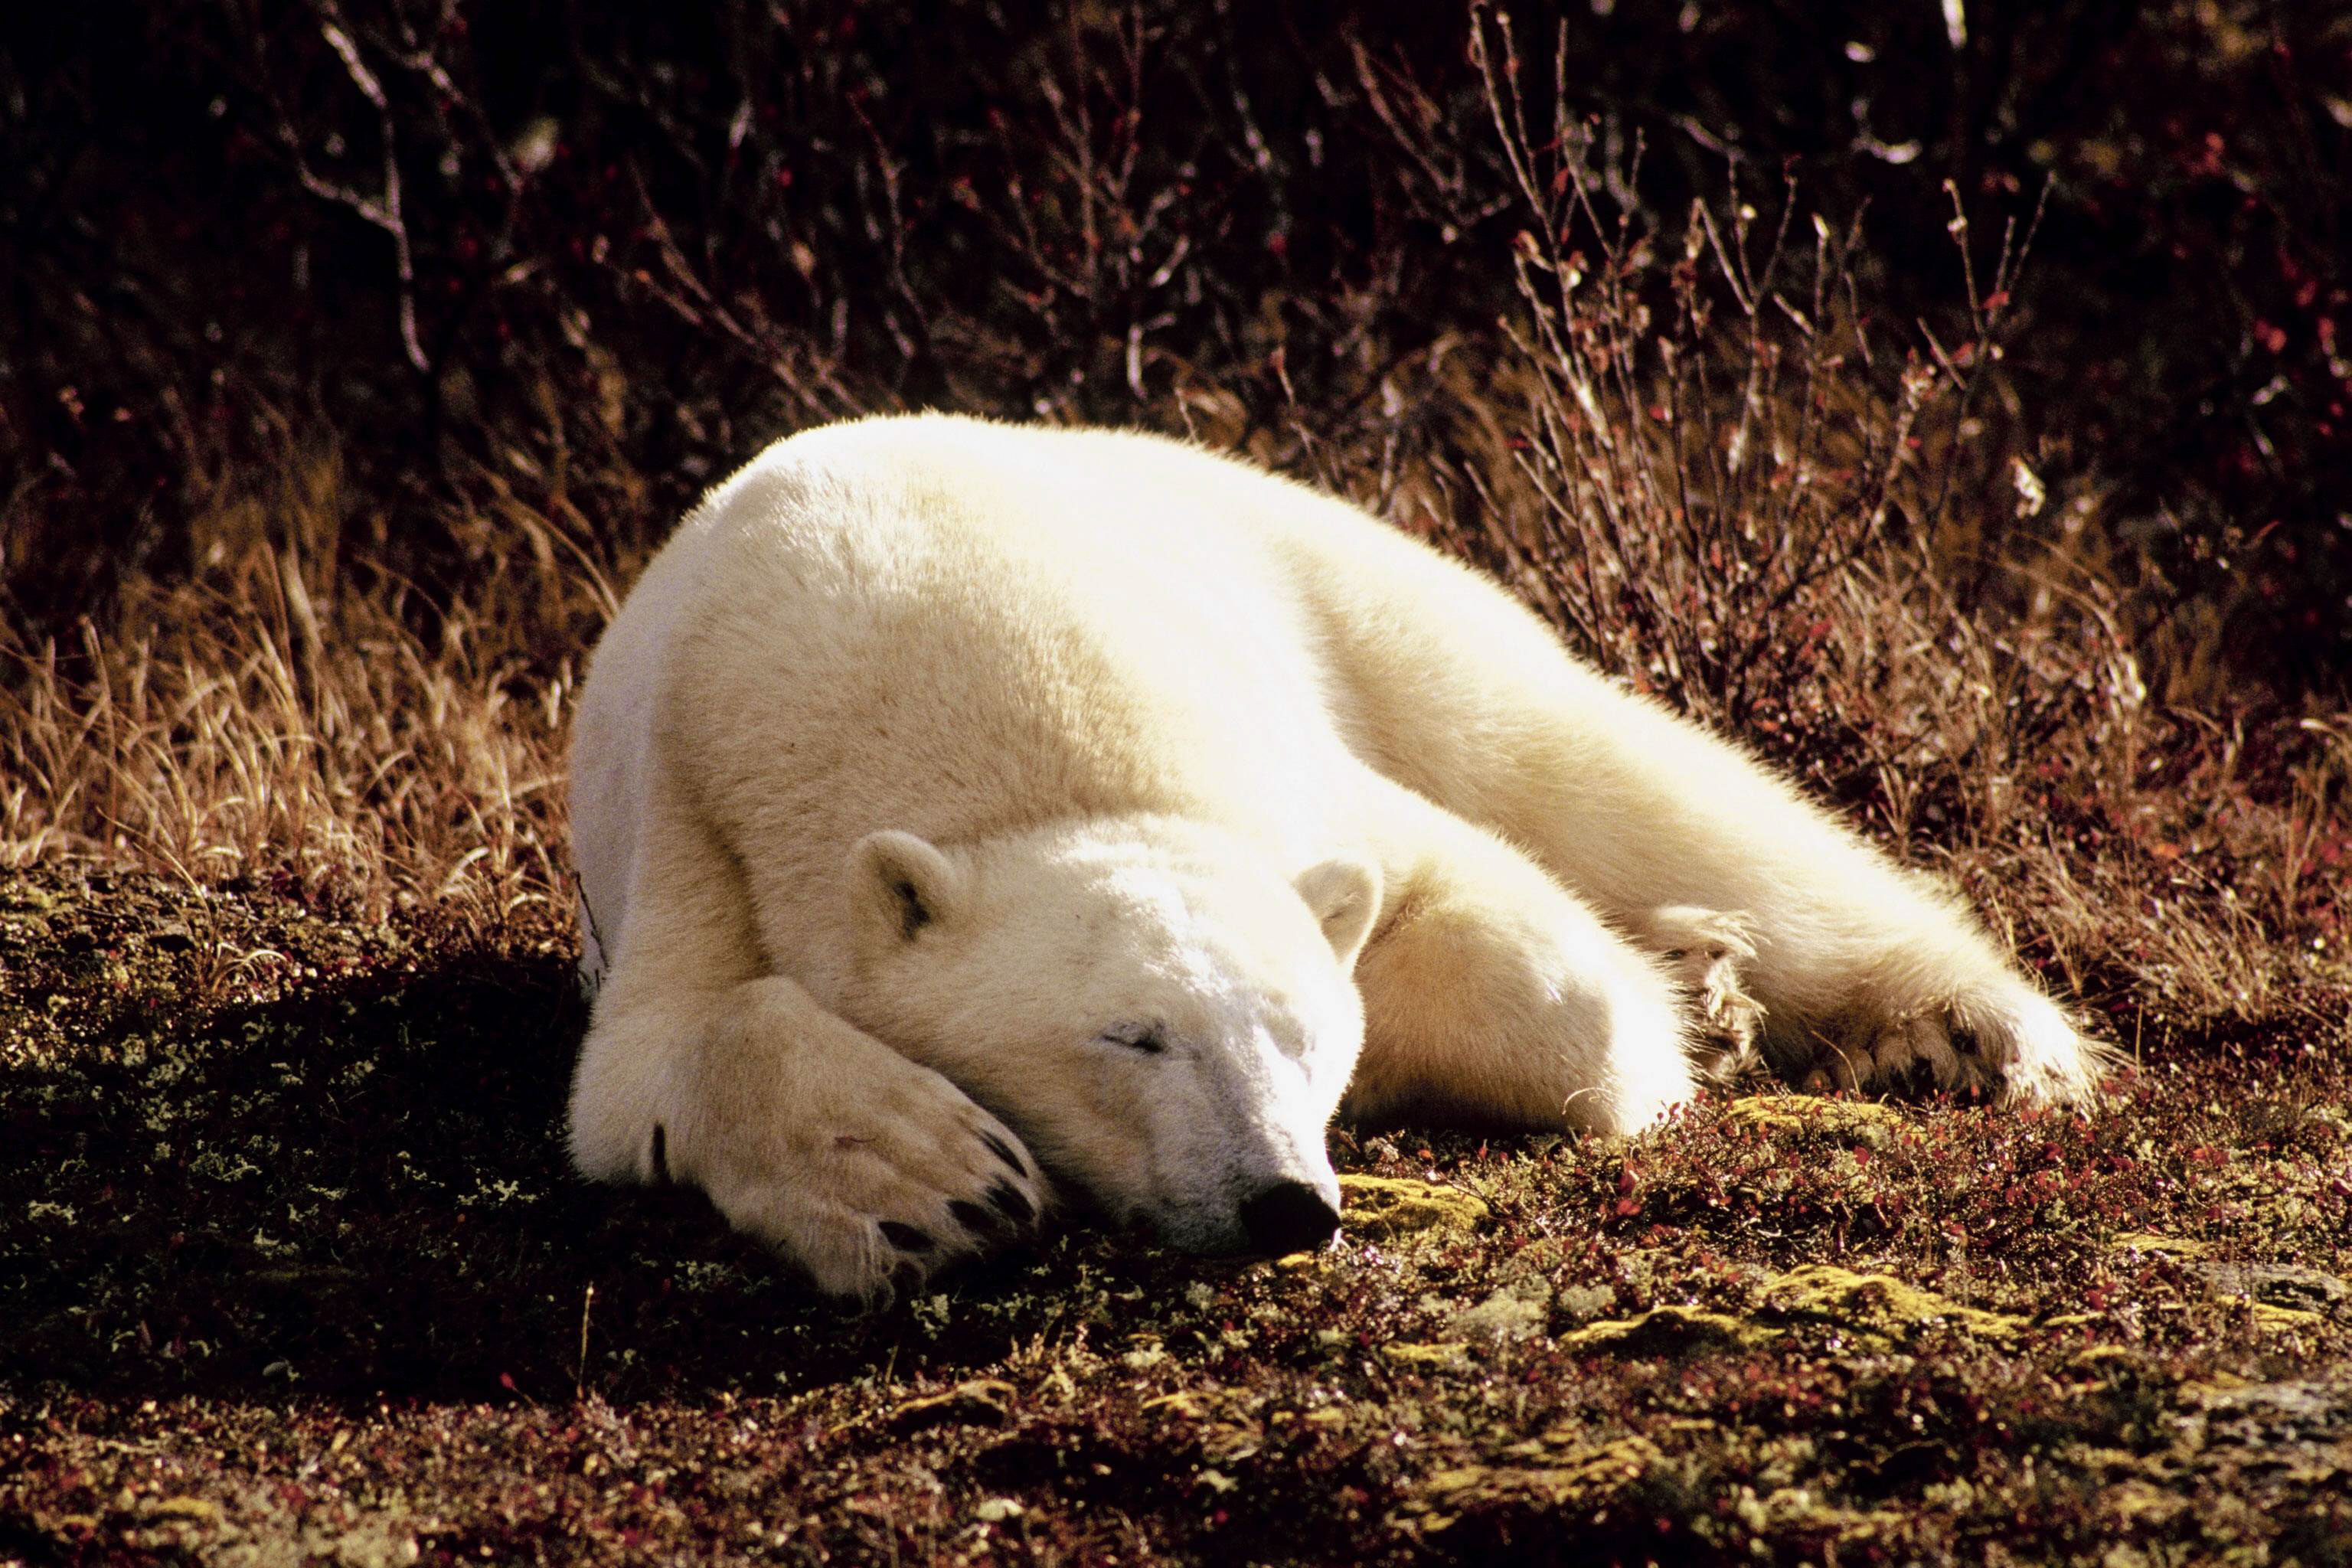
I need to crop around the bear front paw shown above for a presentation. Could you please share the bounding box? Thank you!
[696,1079,1048,1301]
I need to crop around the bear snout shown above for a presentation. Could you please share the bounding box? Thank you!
[1235,1178,1342,1255]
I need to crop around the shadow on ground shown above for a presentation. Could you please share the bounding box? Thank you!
[0,868,1135,1406]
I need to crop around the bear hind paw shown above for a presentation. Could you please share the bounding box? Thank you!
[1796,1011,1981,1099]
[1795,988,2105,1107]
[1642,905,1769,1088]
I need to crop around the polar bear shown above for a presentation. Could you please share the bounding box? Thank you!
[567,413,2099,1296]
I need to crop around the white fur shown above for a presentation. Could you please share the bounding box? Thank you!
[567,414,2100,1294]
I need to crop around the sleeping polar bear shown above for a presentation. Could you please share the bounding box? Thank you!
[567,413,2099,1296]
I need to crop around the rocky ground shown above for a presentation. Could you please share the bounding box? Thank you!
[3,867,2347,1566]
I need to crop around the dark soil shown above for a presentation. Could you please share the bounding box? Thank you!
[5,867,2347,1566]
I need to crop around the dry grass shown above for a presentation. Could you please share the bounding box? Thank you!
[2,170,2345,1042]
[5,11,2341,1030]
[1,445,597,935]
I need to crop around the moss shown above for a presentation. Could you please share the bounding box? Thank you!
[887,1377,1018,1430]
[1720,1096,1906,1149]
[1557,1304,1777,1355]
[1446,1277,1554,1344]
[1396,1436,1666,1535]
[4,866,2350,1565]
[2243,1302,2328,1332]
[1759,1264,2029,1344]
[2111,1232,2212,1257]
[1334,1174,1490,1240]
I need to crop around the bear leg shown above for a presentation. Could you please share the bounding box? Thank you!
[1344,789,1700,1135]
[569,784,1046,1300]
[573,971,1047,1301]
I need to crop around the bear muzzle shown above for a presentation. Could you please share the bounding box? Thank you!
[1234,1178,1343,1255]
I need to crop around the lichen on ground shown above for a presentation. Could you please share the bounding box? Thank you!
[3,867,2349,1565]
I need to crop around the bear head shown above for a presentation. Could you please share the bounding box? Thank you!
[835,815,1379,1257]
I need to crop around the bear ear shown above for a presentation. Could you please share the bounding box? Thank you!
[850,830,967,946]
[1294,856,1382,970]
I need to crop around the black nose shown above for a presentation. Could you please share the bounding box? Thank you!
[1237,1180,1341,1255]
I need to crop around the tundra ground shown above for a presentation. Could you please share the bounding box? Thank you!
[6,3,2350,1560]
[3,864,2347,1565]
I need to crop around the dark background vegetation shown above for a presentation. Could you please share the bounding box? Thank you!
[5,0,2348,691]
[3,3,2349,1565]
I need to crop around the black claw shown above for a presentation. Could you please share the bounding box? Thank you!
[949,1198,998,1236]
[879,1220,936,1253]
[986,1178,1035,1226]
[890,1260,927,1298]
[649,1123,670,1185]
[979,1129,1027,1177]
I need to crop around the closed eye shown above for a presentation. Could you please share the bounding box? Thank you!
[1100,1024,1168,1055]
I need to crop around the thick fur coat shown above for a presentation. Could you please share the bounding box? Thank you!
[567,414,2099,1295]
